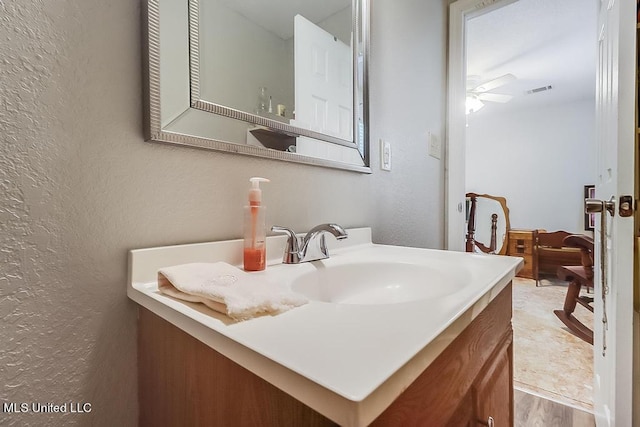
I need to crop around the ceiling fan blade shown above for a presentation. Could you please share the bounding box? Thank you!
[472,74,516,93]
[477,93,513,103]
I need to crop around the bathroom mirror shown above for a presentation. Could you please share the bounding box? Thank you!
[143,0,370,173]
[465,193,511,256]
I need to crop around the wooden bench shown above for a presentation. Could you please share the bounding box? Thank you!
[534,230,583,286]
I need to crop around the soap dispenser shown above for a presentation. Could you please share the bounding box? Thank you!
[244,177,270,271]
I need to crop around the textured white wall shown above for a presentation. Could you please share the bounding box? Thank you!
[0,0,446,425]
[466,99,596,233]
[199,0,294,115]
[369,0,447,248]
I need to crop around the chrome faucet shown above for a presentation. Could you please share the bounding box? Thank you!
[271,223,348,264]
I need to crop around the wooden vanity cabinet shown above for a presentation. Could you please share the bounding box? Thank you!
[472,343,512,426]
[370,284,513,426]
[138,284,513,427]
[441,341,511,427]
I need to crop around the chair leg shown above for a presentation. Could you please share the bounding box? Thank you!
[554,279,593,345]
[562,280,581,313]
[553,310,594,345]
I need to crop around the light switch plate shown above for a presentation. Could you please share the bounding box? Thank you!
[428,132,441,159]
[380,139,391,171]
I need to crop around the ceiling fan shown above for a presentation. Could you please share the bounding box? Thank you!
[466,74,516,114]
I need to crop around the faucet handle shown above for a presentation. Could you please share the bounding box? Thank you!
[271,226,301,264]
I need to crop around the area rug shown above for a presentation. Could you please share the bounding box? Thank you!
[512,277,594,411]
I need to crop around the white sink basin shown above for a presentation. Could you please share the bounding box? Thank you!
[291,261,467,305]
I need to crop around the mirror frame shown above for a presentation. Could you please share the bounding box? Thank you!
[465,192,511,256]
[142,0,371,173]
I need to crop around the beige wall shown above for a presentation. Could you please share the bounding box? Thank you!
[0,0,446,425]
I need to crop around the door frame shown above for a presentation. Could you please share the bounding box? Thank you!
[447,0,639,423]
[445,0,517,251]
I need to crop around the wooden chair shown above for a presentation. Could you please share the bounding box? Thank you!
[553,234,594,345]
[535,230,583,286]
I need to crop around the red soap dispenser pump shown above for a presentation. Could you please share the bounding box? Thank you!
[243,177,270,271]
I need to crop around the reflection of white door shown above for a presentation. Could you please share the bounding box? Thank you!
[592,0,636,425]
[293,14,353,141]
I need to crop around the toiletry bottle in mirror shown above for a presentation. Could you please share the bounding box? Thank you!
[244,177,270,271]
[257,87,268,114]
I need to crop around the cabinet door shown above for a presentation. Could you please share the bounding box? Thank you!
[445,392,474,427]
[472,343,512,426]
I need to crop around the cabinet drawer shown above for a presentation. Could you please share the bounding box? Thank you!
[508,230,535,256]
[508,239,534,256]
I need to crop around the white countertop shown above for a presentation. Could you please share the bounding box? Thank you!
[128,228,523,426]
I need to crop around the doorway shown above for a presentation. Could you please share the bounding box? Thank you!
[447,0,598,413]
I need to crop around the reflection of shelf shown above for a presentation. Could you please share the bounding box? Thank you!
[255,110,289,124]
[247,126,295,152]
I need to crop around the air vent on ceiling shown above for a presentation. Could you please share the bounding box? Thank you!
[526,85,553,95]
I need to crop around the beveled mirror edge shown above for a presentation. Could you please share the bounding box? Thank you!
[191,100,358,149]
[143,0,371,174]
[359,0,370,163]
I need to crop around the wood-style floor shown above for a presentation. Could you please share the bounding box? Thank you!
[512,277,594,409]
[515,389,595,427]
[512,277,596,426]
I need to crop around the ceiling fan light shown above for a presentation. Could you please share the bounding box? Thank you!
[466,96,485,114]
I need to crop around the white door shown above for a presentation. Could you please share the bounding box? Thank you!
[293,14,353,141]
[592,0,636,425]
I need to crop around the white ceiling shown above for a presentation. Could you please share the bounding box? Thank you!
[218,0,351,40]
[466,0,598,115]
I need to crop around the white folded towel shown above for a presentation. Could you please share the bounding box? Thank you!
[157,262,308,321]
